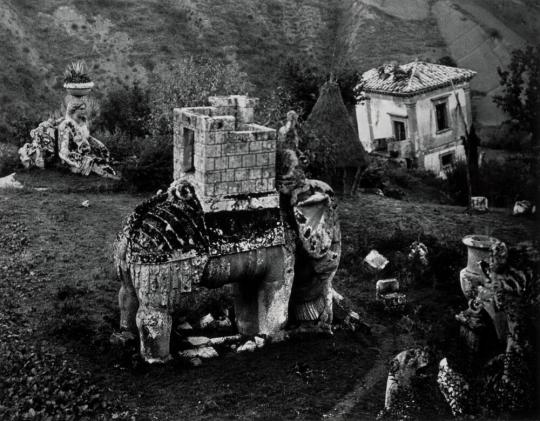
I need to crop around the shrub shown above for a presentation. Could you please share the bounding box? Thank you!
[443,160,469,205]
[442,156,539,207]
[94,82,152,139]
[120,135,173,192]
[0,111,41,146]
[0,142,19,177]
[149,56,253,135]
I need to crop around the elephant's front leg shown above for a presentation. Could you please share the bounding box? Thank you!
[136,305,173,363]
[291,240,341,329]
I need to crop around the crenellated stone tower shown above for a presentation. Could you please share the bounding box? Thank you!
[173,95,278,212]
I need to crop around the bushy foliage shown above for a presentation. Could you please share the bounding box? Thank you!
[256,86,304,129]
[494,46,539,146]
[149,56,253,134]
[0,110,41,146]
[437,56,457,67]
[442,160,470,205]
[444,157,539,207]
[280,58,360,119]
[120,136,173,192]
[94,56,253,191]
[0,142,20,177]
[94,82,152,139]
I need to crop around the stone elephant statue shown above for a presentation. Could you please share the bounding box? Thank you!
[113,179,341,363]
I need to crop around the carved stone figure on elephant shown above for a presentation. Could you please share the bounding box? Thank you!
[112,179,341,363]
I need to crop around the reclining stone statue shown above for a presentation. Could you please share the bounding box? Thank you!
[19,70,118,179]
[112,96,342,363]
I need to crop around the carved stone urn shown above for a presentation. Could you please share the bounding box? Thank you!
[63,81,94,97]
[460,234,497,298]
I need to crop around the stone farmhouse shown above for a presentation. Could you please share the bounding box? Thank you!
[355,61,476,175]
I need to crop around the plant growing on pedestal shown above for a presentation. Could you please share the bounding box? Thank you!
[63,61,92,84]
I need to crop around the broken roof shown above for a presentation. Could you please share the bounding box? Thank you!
[358,61,476,97]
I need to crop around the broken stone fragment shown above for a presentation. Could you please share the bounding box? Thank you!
[213,317,232,328]
[209,334,242,346]
[376,279,399,299]
[109,331,136,346]
[236,340,257,353]
[381,292,407,312]
[186,336,210,347]
[199,313,214,328]
[364,250,389,271]
[189,357,203,367]
[437,358,470,417]
[254,336,265,348]
[177,321,193,331]
[513,200,535,216]
[0,173,23,189]
[179,346,219,359]
[332,288,360,322]
[471,196,488,212]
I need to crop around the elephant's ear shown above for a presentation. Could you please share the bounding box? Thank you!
[294,192,334,259]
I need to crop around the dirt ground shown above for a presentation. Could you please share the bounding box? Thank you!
[0,170,538,420]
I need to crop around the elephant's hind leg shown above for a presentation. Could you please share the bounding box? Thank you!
[114,236,138,334]
[234,245,295,336]
[118,269,139,333]
[136,305,172,364]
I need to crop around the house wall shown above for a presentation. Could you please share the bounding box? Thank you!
[414,84,470,152]
[356,95,408,151]
[356,82,472,174]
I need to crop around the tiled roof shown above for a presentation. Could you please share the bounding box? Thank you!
[358,61,476,97]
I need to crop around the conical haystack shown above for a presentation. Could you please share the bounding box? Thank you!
[304,81,368,169]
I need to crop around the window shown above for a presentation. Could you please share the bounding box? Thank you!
[183,128,195,172]
[393,120,407,141]
[440,151,454,169]
[435,102,449,132]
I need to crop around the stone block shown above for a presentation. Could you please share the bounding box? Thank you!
[205,158,215,171]
[206,145,222,158]
[222,169,235,182]
[242,155,256,167]
[249,141,262,152]
[234,169,249,181]
[228,182,242,195]
[256,153,270,166]
[206,171,221,183]
[215,182,228,196]
[228,155,242,168]
[214,157,228,170]
[261,140,275,151]
[262,166,275,179]
[208,116,235,132]
[204,183,215,196]
[249,168,262,179]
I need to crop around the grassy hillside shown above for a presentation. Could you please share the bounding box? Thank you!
[1,170,537,419]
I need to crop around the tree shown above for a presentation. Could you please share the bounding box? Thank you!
[149,57,253,135]
[95,82,152,139]
[493,45,540,147]
[279,58,360,119]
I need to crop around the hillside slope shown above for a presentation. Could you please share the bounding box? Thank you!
[0,0,537,135]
